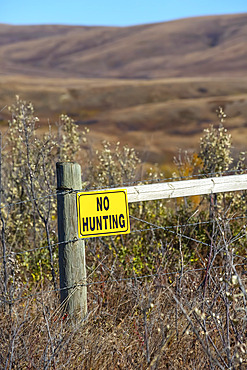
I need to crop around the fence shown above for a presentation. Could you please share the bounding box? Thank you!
[1,167,247,288]
[53,163,247,321]
[1,161,247,368]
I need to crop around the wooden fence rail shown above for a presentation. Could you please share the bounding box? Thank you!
[123,173,247,203]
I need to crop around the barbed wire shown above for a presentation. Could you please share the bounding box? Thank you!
[1,213,246,260]
[130,214,247,249]
[1,262,246,305]
[131,215,211,247]
[0,105,7,113]
[0,238,78,260]
[0,189,73,211]
[1,167,247,211]
[131,214,247,231]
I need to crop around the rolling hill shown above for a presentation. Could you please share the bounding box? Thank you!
[1,13,247,78]
[0,13,247,165]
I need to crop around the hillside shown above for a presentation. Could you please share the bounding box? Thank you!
[1,75,247,165]
[1,13,247,78]
[0,14,247,165]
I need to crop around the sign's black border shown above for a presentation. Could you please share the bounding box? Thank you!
[77,190,130,238]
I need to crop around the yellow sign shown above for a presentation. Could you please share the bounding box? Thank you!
[77,189,130,238]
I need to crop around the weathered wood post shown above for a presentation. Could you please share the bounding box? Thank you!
[56,162,87,320]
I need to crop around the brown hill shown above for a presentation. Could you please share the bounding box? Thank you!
[1,14,247,167]
[1,75,247,165]
[1,13,247,78]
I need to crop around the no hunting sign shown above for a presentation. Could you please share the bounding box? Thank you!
[77,189,130,238]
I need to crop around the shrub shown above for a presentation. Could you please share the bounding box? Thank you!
[1,99,247,368]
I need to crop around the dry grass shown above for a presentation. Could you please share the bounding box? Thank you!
[1,13,247,166]
[1,75,247,165]
[1,14,247,79]
[1,94,247,368]
[1,258,247,369]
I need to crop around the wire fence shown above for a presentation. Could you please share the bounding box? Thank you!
[1,213,247,260]
[1,168,247,308]
[1,261,247,305]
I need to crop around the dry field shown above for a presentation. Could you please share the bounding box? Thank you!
[1,73,247,369]
[1,14,247,79]
[1,75,247,165]
[1,13,247,165]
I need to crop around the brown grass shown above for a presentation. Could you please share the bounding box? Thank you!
[1,13,247,165]
[1,14,247,79]
[1,75,247,165]
[1,261,247,369]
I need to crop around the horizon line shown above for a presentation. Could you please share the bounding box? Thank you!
[1,11,247,28]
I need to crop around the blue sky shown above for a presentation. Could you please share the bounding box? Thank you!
[1,0,247,26]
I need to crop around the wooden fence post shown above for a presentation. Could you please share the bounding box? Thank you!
[56,162,87,320]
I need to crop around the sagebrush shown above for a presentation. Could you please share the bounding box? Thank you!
[0,98,247,369]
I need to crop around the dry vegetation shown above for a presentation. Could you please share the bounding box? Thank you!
[1,14,247,79]
[1,14,247,368]
[0,98,247,369]
[1,13,247,165]
[1,75,247,166]
[2,266,247,369]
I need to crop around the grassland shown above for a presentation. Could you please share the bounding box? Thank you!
[1,75,247,165]
[1,14,247,79]
[1,14,247,368]
[1,13,247,164]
